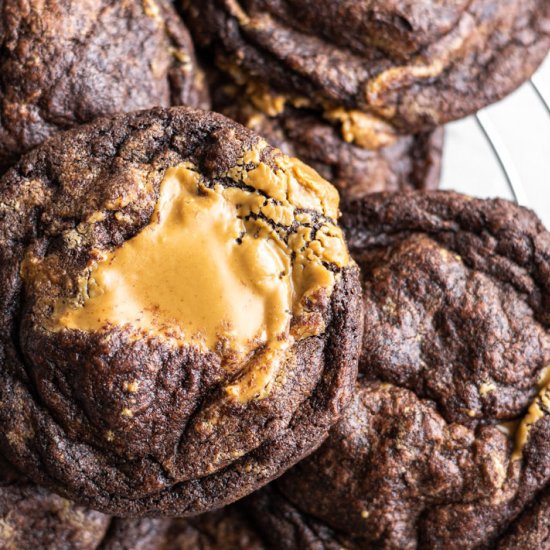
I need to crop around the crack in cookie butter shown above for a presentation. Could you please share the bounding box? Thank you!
[51,148,350,402]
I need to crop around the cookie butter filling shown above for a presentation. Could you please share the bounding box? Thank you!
[512,365,550,459]
[42,146,350,402]
[492,365,550,459]
[56,165,291,352]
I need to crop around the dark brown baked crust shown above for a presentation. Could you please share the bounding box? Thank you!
[187,0,550,134]
[0,106,363,516]
[0,462,265,550]
[245,485,347,549]
[343,192,550,424]
[252,375,550,549]
[254,192,550,549]
[0,473,110,550]
[277,380,514,549]
[249,479,550,550]
[0,0,209,172]
[498,487,550,549]
[100,509,266,550]
[160,507,265,550]
[212,78,443,202]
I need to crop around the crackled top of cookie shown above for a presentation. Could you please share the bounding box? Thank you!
[0,107,362,517]
[187,0,550,138]
[498,485,550,549]
[269,191,550,549]
[244,0,471,57]
[275,374,550,549]
[0,0,209,171]
[342,192,550,427]
[22,143,348,403]
[278,380,515,549]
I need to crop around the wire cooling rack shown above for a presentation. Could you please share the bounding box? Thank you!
[441,55,550,227]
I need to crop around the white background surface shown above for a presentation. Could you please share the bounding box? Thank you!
[441,55,550,228]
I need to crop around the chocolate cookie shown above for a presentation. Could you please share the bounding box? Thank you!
[212,79,443,202]
[256,192,550,549]
[162,508,265,549]
[0,107,363,516]
[0,466,110,550]
[0,461,264,550]
[99,518,170,550]
[246,486,347,549]
[0,0,209,172]
[344,192,550,425]
[187,0,550,140]
[249,479,550,550]
[101,506,265,550]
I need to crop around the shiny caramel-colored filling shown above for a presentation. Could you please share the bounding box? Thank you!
[512,365,550,460]
[56,165,291,353]
[502,365,550,460]
[219,61,399,150]
[47,146,349,402]
[512,386,550,460]
[325,108,398,150]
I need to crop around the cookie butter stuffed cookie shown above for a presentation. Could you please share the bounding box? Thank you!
[0,107,362,516]
[249,192,550,549]
[187,0,550,143]
[0,0,209,171]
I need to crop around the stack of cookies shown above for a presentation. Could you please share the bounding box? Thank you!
[0,1,549,548]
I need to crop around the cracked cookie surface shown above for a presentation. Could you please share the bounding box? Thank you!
[246,192,550,549]
[497,485,550,550]
[0,457,110,550]
[0,106,363,516]
[186,0,550,139]
[0,0,209,172]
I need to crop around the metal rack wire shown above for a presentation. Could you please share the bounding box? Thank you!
[531,78,550,115]
[474,111,526,205]
[467,63,550,210]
